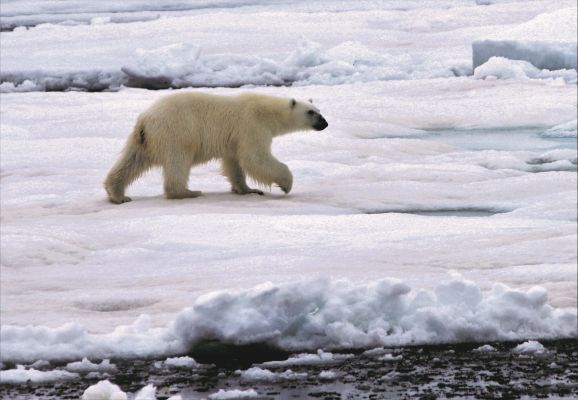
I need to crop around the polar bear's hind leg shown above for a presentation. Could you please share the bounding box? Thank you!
[163,158,202,199]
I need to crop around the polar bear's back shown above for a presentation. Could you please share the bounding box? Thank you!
[139,92,249,161]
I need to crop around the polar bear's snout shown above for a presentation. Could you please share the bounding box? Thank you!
[313,113,328,131]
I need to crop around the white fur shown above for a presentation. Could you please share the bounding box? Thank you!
[104,92,325,204]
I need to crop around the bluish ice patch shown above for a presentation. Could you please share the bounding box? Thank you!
[426,127,576,152]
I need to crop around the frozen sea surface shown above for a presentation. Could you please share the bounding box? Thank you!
[0,1,577,397]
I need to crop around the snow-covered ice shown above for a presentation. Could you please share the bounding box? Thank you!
[236,367,307,382]
[473,344,497,353]
[472,8,578,70]
[512,340,549,356]
[0,0,576,374]
[0,365,79,384]
[81,379,127,400]
[161,356,199,369]
[208,388,260,400]
[64,358,117,374]
[260,351,354,367]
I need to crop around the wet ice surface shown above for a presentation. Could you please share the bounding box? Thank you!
[1,339,577,399]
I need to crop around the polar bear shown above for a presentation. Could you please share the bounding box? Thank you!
[104,92,328,204]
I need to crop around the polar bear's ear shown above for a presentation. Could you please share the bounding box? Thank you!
[308,98,313,104]
[290,99,296,108]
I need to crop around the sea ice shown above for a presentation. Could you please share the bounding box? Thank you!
[319,370,337,380]
[161,356,199,368]
[65,358,118,374]
[512,340,549,356]
[473,57,577,83]
[208,388,260,399]
[473,344,497,352]
[134,384,157,400]
[235,367,307,382]
[0,365,79,384]
[473,8,578,70]
[541,119,578,138]
[82,379,127,400]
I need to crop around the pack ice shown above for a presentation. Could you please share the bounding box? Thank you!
[0,0,576,380]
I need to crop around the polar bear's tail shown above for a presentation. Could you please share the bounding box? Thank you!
[104,118,152,204]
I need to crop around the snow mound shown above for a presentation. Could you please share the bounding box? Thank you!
[0,365,79,384]
[208,388,260,399]
[134,384,156,400]
[235,367,307,381]
[473,344,497,353]
[161,356,199,368]
[512,340,549,356]
[65,358,117,374]
[1,279,576,364]
[473,57,577,83]
[82,379,127,400]
[319,370,337,380]
[473,8,578,70]
[541,120,578,138]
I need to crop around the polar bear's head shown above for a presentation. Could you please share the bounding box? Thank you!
[290,99,328,131]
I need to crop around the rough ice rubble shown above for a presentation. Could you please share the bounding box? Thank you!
[473,344,497,352]
[0,365,80,384]
[81,380,183,400]
[235,367,307,381]
[159,356,199,368]
[512,340,549,356]
[82,380,127,400]
[65,357,118,373]
[1,40,461,92]
[1,279,576,364]
[473,8,578,70]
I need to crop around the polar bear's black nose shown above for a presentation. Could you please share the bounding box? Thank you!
[313,115,328,131]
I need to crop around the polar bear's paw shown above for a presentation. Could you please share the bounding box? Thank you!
[166,190,202,199]
[233,187,264,196]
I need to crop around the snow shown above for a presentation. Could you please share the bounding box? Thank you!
[82,380,128,400]
[541,119,578,138]
[0,365,80,384]
[260,350,354,367]
[319,370,337,380]
[512,340,549,356]
[208,388,260,400]
[473,57,576,83]
[472,8,578,70]
[161,356,199,368]
[3,278,575,363]
[235,367,307,381]
[134,384,157,400]
[0,0,576,371]
[65,358,118,374]
[2,1,576,92]
[473,345,497,353]
[379,354,403,361]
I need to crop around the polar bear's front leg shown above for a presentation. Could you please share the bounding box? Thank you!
[239,149,293,194]
[222,157,264,195]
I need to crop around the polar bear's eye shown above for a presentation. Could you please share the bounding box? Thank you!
[307,110,315,116]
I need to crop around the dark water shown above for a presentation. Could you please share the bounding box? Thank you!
[2,339,577,399]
